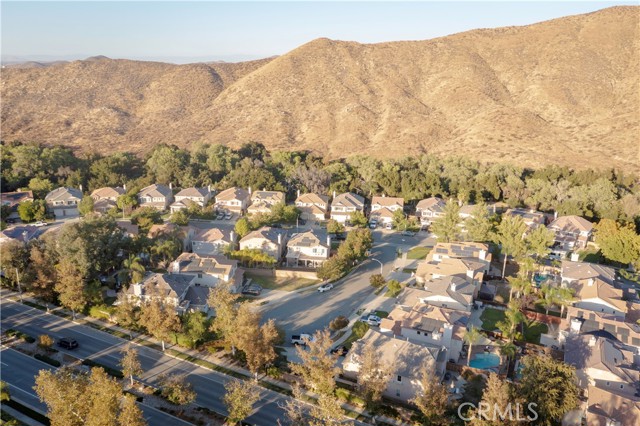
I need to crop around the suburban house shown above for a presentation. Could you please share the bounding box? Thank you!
[247,190,285,215]
[285,230,330,268]
[415,197,446,226]
[567,277,628,319]
[148,223,196,252]
[399,276,476,312]
[458,204,477,220]
[126,273,210,313]
[560,305,640,350]
[564,335,640,426]
[170,186,212,213]
[343,329,444,401]
[504,208,546,230]
[239,226,287,261]
[115,220,139,238]
[215,187,251,213]
[428,242,491,272]
[1,191,34,220]
[548,215,594,252]
[562,261,616,286]
[91,186,125,214]
[295,192,329,221]
[330,192,365,224]
[371,196,404,213]
[380,302,467,362]
[137,184,174,211]
[191,227,236,256]
[369,207,396,226]
[45,187,82,218]
[416,257,486,287]
[171,252,244,293]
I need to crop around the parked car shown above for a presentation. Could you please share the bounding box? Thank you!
[57,337,78,350]
[369,220,378,229]
[241,285,262,296]
[33,221,48,227]
[215,213,224,220]
[291,333,314,346]
[224,212,232,220]
[330,345,348,356]
[5,218,17,224]
[401,230,416,236]
[365,315,381,327]
[385,223,392,230]
[298,219,306,225]
[317,283,334,293]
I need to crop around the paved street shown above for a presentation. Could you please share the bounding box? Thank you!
[0,300,291,425]
[0,347,194,426]
[261,230,435,341]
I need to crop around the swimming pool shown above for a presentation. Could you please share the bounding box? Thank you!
[469,353,501,369]
[533,273,548,288]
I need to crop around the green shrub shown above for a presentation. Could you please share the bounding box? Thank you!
[88,305,116,321]
[266,366,282,379]
[352,321,369,340]
[8,329,36,343]
[34,353,61,367]
[329,315,349,331]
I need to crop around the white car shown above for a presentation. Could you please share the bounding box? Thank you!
[365,315,381,326]
[33,221,48,227]
[318,283,334,293]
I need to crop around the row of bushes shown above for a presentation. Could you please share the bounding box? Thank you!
[34,353,61,367]
[88,305,117,322]
[82,359,124,379]
[5,329,36,343]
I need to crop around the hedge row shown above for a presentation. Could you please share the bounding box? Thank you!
[34,353,61,367]
[82,359,124,379]
[5,328,36,343]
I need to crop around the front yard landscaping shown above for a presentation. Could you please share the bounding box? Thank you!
[407,246,431,260]
[244,272,319,292]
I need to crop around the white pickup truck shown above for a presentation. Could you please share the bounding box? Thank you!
[291,333,314,346]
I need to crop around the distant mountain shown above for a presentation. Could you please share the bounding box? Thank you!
[1,6,638,172]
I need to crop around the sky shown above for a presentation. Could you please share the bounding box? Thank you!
[1,1,637,63]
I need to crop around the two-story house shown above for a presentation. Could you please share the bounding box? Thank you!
[239,226,287,261]
[330,192,365,224]
[1,190,34,221]
[191,227,236,256]
[295,192,329,221]
[215,187,251,213]
[247,190,285,215]
[91,186,125,214]
[285,230,330,268]
[400,276,476,312]
[548,215,594,253]
[126,272,210,314]
[370,196,404,213]
[504,208,546,230]
[137,184,174,211]
[343,329,444,401]
[170,186,212,213]
[170,252,244,293]
[415,197,446,226]
[45,187,82,218]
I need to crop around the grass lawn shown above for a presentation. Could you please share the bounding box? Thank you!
[342,321,370,349]
[577,248,604,264]
[407,246,431,260]
[522,320,548,344]
[244,272,319,292]
[480,308,506,331]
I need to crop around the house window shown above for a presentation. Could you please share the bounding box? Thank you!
[417,331,421,335]
[606,381,610,386]
[397,375,402,382]
[620,384,624,389]
[198,273,202,279]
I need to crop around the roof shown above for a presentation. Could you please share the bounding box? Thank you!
[562,261,616,285]
[422,275,475,307]
[0,191,34,208]
[331,192,364,208]
[569,277,627,313]
[348,329,440,378]
[241,226,286,245]
[296,193,329,205]
[0,226,39,244]
[116,220,139,236]
[216,187,250,202]
[138,184,172,198]
[565,335,638,384]
[45,187,82,202]
[297,204,327,215]
[250,191,284,204]
[548,215,594,234]
[193,227,233,243]
[128,273,194,300]
[94,198,117,211]
[175,187,210,198]
[586,385,640,426]
[417,257,484,280]
[148,223,179,238]
[416,197,445,212]
[90,187,125,200]
[287,230,329,248]
[428,242,489,260]
[371,196,404,208]
[458,204,477,216]
[184,285,211,307]
[173,253,237,278]
[504,208,546,224]
[370,207,395,219]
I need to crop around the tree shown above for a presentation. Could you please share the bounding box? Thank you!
[150,236,182,268]
[466,202,495,242]
[517,355,580,426]
[495,215,528,279]
[316,256,348,281]
[329,315,349,331]
[411,362,449,426]
[358,344,393,411]
[28,177,54,199]
[78,196,95,216]
[85,367,122,426]
[349,210,368,228]
[28,237,58,302]
[131,207,162,234]
[327,219,344,234]
[537,283,561,315]
[595,218,640,267]
[114,292,139,338]
[158,374,196,408]
[38,334,54,351]
[496,300,525,342]
[17,199,47,222]
[138,296,181,351]
[430,199,461,242]
[120,345,143,387]
[469,373,517,426]
[507,275,531,301]
[369,274,386,289]
[290,329,339,397]
[121,254,145,285]
[208,282,240,355]
[223,380,260,425]
[234,217,252,238]
[169,209,190,226]
[182,311,208,348]
[498,341,517,368]
[55,258,88,319]
[525,225,555,261]
[464,326,482,366]
[243,318,279,380]
[1,380,10,401]
[116,194,137,218]
[118,394,147,426]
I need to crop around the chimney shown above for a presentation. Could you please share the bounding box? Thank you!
[248,186,252,195]
[479,249,486,261]
[277,233,282,246]
[171,261,180,273]
[571,253,580,262]
[230,231,235,242]
[133,283,142,296]
[382,193,386,197]
[588,278,594,287]
[297,189,300,199]
[123,183,127,191]
[333,190,336,199]
[588,336,597,347]
[208,184,211,193]
[327,235,331,247]
[554,211,558,220]
[451,281,458,292]
[79,184,83,193]
[169,182,173,190]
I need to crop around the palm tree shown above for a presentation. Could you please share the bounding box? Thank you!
[497,300,525,342]
[463,326,482,366]
[556,287,576,318]
[498,341,517,373]
[537,283,560,315]
[508,275,532,301]
[122,254,145,285]
[151,237,181,268]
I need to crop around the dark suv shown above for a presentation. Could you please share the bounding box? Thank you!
[57,337,78,350]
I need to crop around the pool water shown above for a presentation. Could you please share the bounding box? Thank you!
[533,273,548,288]
[469,353,501,369]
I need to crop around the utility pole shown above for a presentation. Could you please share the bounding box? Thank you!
[15,268,23,304]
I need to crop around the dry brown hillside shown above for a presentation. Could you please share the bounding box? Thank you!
[1,6,638,172]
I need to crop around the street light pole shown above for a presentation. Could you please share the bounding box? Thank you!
[15,268,23,304]
[371,258,383,276]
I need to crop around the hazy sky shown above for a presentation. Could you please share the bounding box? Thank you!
[2,1,637,63]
